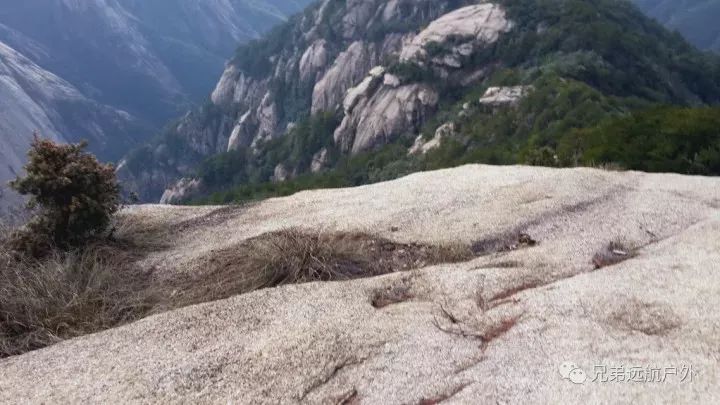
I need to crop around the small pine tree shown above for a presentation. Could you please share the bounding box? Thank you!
[10,136,120,253]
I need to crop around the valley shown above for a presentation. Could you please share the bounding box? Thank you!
[117,0,720,204]
[0,0,313,213]
[1,1,720,403]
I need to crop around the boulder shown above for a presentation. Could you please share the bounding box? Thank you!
[2,165,719,403]
[159,178,203,205]
[408,122,456,155]
[310,148,330,173]
[334,80,439,154]
[400,4,513,65]
[479,86,532,107]
[272,164,290,183]
[299,39,329,82]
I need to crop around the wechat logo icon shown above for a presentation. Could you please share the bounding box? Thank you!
[559,361,587,384]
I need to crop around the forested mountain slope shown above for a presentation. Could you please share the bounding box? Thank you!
[0,0,315,126]
[0,0,312,214]
[116,0,720,203]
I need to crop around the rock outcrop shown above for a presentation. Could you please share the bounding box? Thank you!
[159,178,203,205]
[1,165,719,403]
[400,4,513,65]
[409,122,456,155]
[122,0,491,200]
[335,74,439,153]
[310,148,330,173]
[479,85,532,107]
[311,36,408,115]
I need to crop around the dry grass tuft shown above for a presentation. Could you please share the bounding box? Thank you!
[0,224,477,357]
[168,229,473,308]
[372,283,415,309]
[109,212,172,251]
[0,222,156,358]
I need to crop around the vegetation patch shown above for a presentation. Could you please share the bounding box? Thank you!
[9,138,120,256]
[0,230,156,358]
[166,229,474,308]
[0,221,479,358]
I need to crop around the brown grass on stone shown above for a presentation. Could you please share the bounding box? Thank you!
[0,224,476,357]
[0,237,156,357]
[167,229,474,308]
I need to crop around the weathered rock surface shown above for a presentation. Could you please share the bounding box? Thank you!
[211,65,268,108]
[2,165,719,403]
[334,68,439,154]
[409,122,456,155]
[311,36,407,115]
[299,39,330,82]
[160,178,203,205]
[479,85,532,107]
[400,4,512,64]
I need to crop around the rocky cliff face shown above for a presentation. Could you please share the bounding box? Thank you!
[209,0,493,154]
[0,40,145,215]
[122,0,720,203]
[0,0,312,213]
[121,0,508,200]
[0,0,314,125]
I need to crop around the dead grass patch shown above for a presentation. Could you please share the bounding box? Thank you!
[480,316,521,343]
[489,279,544,302]
[109,212,172,251]
[0,239,156,358]
[0,224,479,357]
[605,299,681,336]
[167,229,474,308]
[471,233,537,256]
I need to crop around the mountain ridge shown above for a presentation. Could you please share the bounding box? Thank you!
[0,0,315,125]
[118,0,720,203]
[0,39,146,215]
[632,0,720,52]
[0,0,313,214]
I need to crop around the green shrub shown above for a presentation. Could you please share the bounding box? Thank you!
[526,146,560,167]
[10,137,120,254]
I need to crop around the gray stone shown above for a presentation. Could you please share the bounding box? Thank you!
[2,165,719,404]
[160,178,203,205]
[479,86,532,107]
